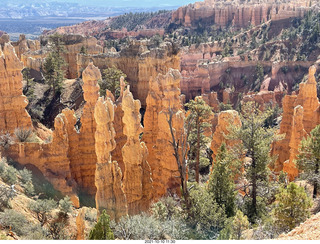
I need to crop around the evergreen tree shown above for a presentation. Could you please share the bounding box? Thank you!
[208,143,239,217]
[186,96,213,183]
[99,66,127,98]
[188,184,226,239]
[230,101,276,223]
[297,124,320,198]
[80,45,87,54]
[219,210,249,240]
[252,63,264,91]
[272,182,312,232]
[89,210,114,240]
[42,33,66,96]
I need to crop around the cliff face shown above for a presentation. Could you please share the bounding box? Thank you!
[22,35,103,80]
[271,66,320,181]
[180,45,311,102]
[61,35,103,79]
[172,0,309,29]
[0,43,32,134]
[144,69,184,200]
[77,40,180,107]
[210,110,241,160]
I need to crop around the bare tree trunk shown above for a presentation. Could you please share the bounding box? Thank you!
[314,162,319,199]
[166,107,191,210]
[196,120,200,183]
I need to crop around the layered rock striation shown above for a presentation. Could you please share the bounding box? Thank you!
[0,43,32,133]
[172,0,310,29]
[94,96,127,221]
[77,40,180,107]
[122,86,153,214]
[144,69,184,200]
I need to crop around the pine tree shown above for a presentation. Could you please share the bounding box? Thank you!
[230,101,276,223]
[99,66,127,98]
[186,96,213,183]
[80,45,87,54]
[89,210,114,240]
[42,33,66,96]
[272,182,312,232]
[208,143,239,217]
[297,124,320,198]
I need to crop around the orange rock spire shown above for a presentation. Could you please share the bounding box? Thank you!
[144,69,184,200]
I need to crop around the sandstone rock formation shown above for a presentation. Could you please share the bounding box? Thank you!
[12,34,40,60]
[76,208,85,240]
[210,110,241,160]
[144,69,184,200]
[69,62,100,195]
[0,43,32,133]
[180,49,311,104]
[6,110,80,207]
[94,96,127,221]
[61,35,103,79]
[77,40,180,107]
[271,66,320,181]
[22,35,103,80]
[172,0,309,29]
[122,86,153,214]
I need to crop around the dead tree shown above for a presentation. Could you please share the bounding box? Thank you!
[166,107,192,209]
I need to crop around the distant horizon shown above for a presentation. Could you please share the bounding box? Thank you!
[2,0,198,8]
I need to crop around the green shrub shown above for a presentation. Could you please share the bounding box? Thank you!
[151,196,183,221]
[59,196,73,215]
[85,208,97,222]
[19,168,32,184]
[0,159,5,174]
[0,209,28,236]
[2,166,18,185]
[28,199,57,226]
[0,184,16,210]
[0,132,13,149]
[23,181,35,197]
[22,224,50,240]
[219,102,233,111]
[113,212,188,240]
[14,128,34,143]
[272,182,312,233]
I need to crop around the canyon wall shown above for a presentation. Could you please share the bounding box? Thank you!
[144,68,184,200]
[172,0,309,29]
[180,42,313,102]
[77,40,180,107]
[1,51,154,217]
[271,66,320,181]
